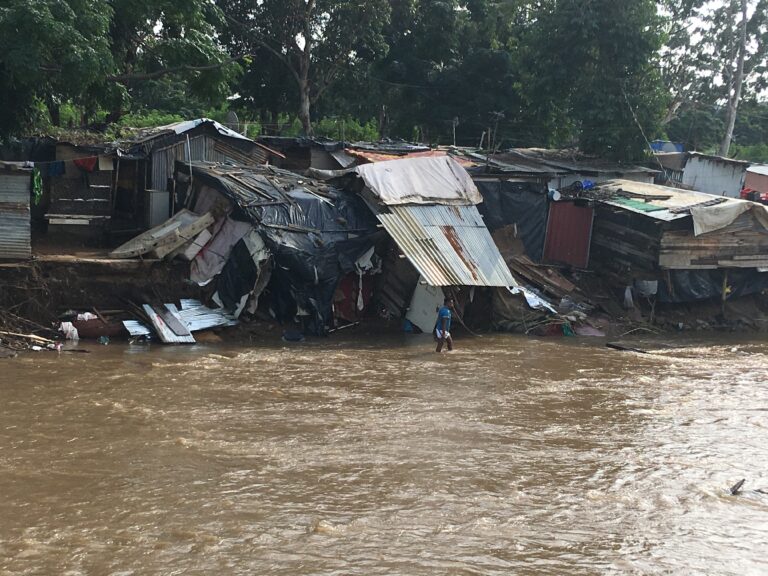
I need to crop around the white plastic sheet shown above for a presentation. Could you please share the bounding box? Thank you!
[508,286,557,314]
[354,156,483,206]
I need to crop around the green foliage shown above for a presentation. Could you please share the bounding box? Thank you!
[0,0,722,164]
[732,143,768,162]
[525,0,666,160]
[660,0,768,152]
[313,118,380,142]
[666,107,725,152]
[118,110,185,129]
[0,0,237,138]
[219,0,391,134]
[0,0,114,135]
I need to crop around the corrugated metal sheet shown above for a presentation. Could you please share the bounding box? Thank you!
[377,205,517,287]
[0,174,31,259]
[152,136,269,190]
[543,201,594,269]
[171,300,238,331]
[748,165,768,177]
[151,136,206,190]
[123,320,151,337]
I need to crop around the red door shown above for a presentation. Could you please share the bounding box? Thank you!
[543,201,594,269]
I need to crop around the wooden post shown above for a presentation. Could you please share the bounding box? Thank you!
[721,269,729,316]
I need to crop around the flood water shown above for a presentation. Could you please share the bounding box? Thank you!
[1,333,767,575]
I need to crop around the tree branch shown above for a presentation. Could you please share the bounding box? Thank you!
[223,13,302,85]
[106,54,246,83]
[311,54,349,104]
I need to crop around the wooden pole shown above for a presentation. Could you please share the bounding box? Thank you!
[721,269,729,316]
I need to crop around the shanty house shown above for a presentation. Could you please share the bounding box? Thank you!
[337,156,518,331]
[587,179,768,301]
[486,148,658,190]
[255,136,351,171]
[44,119,282,244]
[172,161,380,335]
[743,165,768,203]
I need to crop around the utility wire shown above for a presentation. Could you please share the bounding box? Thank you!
[622,85,667,172]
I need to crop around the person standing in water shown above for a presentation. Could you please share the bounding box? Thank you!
[435,297,454,353]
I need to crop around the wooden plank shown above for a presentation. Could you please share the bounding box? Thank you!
[142,304,195,344]
[158,306,192,337]
[110,210,214,259]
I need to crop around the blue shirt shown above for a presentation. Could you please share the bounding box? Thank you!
[435,306,452,331]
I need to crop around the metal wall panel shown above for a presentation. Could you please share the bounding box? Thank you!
[543,201,594,269]
[152,137,206,190]
[152,136,269,190]
[682,156,746,198]
[0,174,31,259]
[378,205,517,287]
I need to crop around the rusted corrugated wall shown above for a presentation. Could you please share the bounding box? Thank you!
[543,201,594,269]
[0,173,31,260]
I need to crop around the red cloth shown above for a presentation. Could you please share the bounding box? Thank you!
[73,156,98,172]
[333,273,374,322]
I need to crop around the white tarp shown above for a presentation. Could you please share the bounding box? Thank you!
[691,200,768,236]
[155,118,251,142]
[508,286,557,314]
[190,217,253,285]
[354,156,483,206]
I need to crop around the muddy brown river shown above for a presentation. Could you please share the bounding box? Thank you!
[1,333,766,575]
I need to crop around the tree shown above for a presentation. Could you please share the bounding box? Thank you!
[719,0,751,155]
[659,0,768,155]
[0,0,114,135]
[106,0,239,122]
[220,0,391,135]
[524,0,666,160]
[0,0,238,137]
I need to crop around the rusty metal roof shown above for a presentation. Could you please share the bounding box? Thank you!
[377,205,517,287]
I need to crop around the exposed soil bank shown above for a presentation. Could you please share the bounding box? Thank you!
[1,258,767,356]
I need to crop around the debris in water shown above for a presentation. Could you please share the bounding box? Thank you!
[729,478,746,495]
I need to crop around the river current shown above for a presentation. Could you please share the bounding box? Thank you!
[1,333,766,575]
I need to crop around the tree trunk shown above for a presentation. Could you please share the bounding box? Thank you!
[105,107,124,125]
[48,102,61,127]
[297,0,315,137]
[298,77,313,136]
[662,98,683,125]
[719,0,748,157]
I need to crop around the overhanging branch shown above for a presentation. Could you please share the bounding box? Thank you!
[106,54,248,83]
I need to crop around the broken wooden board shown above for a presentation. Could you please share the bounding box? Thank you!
[141,304,195,344]
[110,210,214,259]
[507,255,578,301]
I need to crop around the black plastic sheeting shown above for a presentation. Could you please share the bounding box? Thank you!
[256,136,345,152]
[257,191,381,335]
[658,269,768,303]
[475,179,548,262]
[184,164,380,335]
[216,238,260,313]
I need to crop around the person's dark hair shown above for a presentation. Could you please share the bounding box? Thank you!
[444,297,454,304]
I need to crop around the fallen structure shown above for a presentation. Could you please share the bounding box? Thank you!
[170,161,381,336]
[331,156,524,333]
